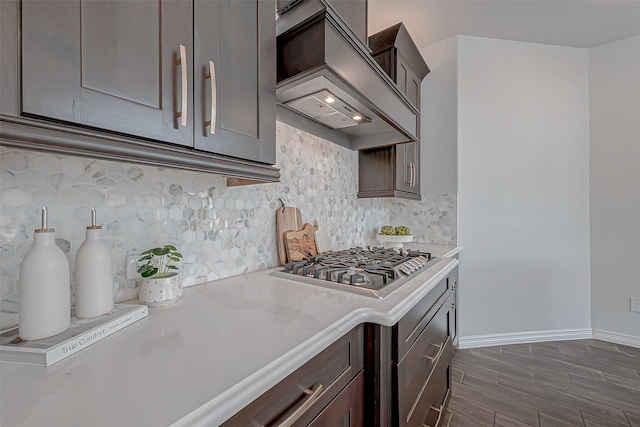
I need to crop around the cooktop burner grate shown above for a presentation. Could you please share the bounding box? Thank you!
[271,246,440,298]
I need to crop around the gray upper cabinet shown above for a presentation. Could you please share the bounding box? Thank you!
[324,0,368,44]
[21,0,194,147]
[395,141,420,195]
[370,45,422,111]
[395,53,421,110]
[194,0,275,164]
[357,22,428,200]
[368,22,429,113]
[1,0,278,184]
[358,141,420,200]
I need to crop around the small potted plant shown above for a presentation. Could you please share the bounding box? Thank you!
[137,245,184,308]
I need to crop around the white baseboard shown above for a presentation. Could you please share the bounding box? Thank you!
[457,328,593,349]
[592,329,640,349]
[458,328,640,349]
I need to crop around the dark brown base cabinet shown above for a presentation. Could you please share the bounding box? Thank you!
[308,371,365,427]
[450,269,459,347]
[393,295,452,427]
[365,269,455,427]
[221,326,364,427]
[0,0,279,185]
[223,267,457,427]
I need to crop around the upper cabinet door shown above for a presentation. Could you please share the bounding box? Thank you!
[396,52,421,111]
[193,0,276,164]
[21,0,194,147]
[394,142,411,193]
[407,140,420,195]
[394,141,420,195]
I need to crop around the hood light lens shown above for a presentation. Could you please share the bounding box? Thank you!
[284,90,371,128]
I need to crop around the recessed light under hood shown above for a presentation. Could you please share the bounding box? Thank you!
[284,90,371,129]
[276,0,420,150]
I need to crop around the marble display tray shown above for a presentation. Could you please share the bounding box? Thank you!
[376,234,413,248]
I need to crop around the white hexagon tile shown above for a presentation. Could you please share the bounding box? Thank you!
[0,122,456,330]
[390,195,457,245]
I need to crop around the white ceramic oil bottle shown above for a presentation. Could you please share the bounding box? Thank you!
[19,207,71,340]
[74,208,114,318]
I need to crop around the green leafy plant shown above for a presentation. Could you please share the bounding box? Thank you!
[137,245,183,278]
[380,225,396,235]
[380,225,411,236]
[395,226,411,236]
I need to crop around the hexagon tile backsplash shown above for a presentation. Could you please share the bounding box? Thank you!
[390,195,457,245]
[0,121,456,330]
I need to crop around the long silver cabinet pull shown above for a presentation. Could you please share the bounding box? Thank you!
[412,162,417,187]
[409,162,415,187]
[422,341,445,364]
[409,162,413,187]
[406,162,412,185]
[204,60,217,134]
[276,384,324,427]
[177,45,187,127]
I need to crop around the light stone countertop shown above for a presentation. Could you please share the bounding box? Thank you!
[0,246,460,427]
[402,242,461,258]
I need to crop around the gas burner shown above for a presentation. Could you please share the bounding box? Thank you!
[271,246,440,298]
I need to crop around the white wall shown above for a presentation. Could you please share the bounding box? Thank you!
[589,35,640,342]
[457,36,592,342]
[420,36,458,195]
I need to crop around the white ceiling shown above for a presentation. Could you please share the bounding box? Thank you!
[368,0,640,50]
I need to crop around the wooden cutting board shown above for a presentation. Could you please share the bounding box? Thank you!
[284,223,318,262]
[275,206,302,265]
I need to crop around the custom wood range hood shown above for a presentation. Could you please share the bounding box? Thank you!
[275,0,420,150]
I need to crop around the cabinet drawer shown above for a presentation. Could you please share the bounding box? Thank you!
[308,370,364,427]
[222,325,363,427]
[396,294,451,425]
[394,277,450,360]
[403,336,452,427]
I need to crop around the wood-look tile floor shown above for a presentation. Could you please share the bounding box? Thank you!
[442,339,640,427]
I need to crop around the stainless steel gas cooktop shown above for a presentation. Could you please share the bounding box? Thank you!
[270,247,441,298]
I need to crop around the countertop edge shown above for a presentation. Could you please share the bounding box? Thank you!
[443,245,463,258]
[173,258,459,426]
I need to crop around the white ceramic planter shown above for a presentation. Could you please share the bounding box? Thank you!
[138,273,183,308]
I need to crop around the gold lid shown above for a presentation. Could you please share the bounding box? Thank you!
[87,225,102,230]
[35,228,55,233]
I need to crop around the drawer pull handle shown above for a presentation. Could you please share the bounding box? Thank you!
[422,342,445,363]
[422,405,443,427]
[204,60,217,134]
[276,384,323,427]
[422,403,443,427]
[176,45,187,127]
[423,387,451,427]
